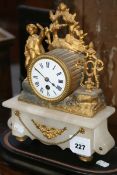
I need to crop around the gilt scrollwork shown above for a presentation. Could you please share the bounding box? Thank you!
[79,42,104,90]
[32,119,67,139]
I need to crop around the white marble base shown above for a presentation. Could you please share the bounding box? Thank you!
[2,95,115,157]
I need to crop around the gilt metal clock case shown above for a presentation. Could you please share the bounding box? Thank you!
[27,48,84,103]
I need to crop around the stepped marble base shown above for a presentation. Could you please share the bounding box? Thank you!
[2,95,115,158]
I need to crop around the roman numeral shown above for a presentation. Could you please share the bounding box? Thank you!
[35,82,39,87]
[39,63,43,69]
[58,80,63,83]
[56,85,62,91]
[53,90,56,95]
[47,91,50,96]
[33,76,38,79]
[40,87,44,93]
[53,65,56,70]
[56,72,62,76]
[46,62,50,68]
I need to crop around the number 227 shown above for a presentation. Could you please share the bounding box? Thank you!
[75,143,85,150]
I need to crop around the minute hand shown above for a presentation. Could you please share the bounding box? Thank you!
[48,79,57,88]
[34,67,45,79]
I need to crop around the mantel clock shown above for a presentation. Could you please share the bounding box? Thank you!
[2,2,115,163]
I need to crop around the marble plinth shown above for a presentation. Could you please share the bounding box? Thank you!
[2,95,115,158]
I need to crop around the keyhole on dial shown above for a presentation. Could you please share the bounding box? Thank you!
[46,85,50,90]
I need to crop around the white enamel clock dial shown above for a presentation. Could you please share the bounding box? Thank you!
[28,57,69,102]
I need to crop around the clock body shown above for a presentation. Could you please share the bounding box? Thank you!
[27,48,84,102]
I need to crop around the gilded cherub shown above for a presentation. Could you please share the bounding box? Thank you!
[24,23,45,67]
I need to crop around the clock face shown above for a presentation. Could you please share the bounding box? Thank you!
[28,57,69,102]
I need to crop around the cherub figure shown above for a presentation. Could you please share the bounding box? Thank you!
[24,23,45,67]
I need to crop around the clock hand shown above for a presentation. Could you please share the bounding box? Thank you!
[48,79,58,88]
[44,76,57,88]
[34,67,58,89]
[34,67,45,79]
